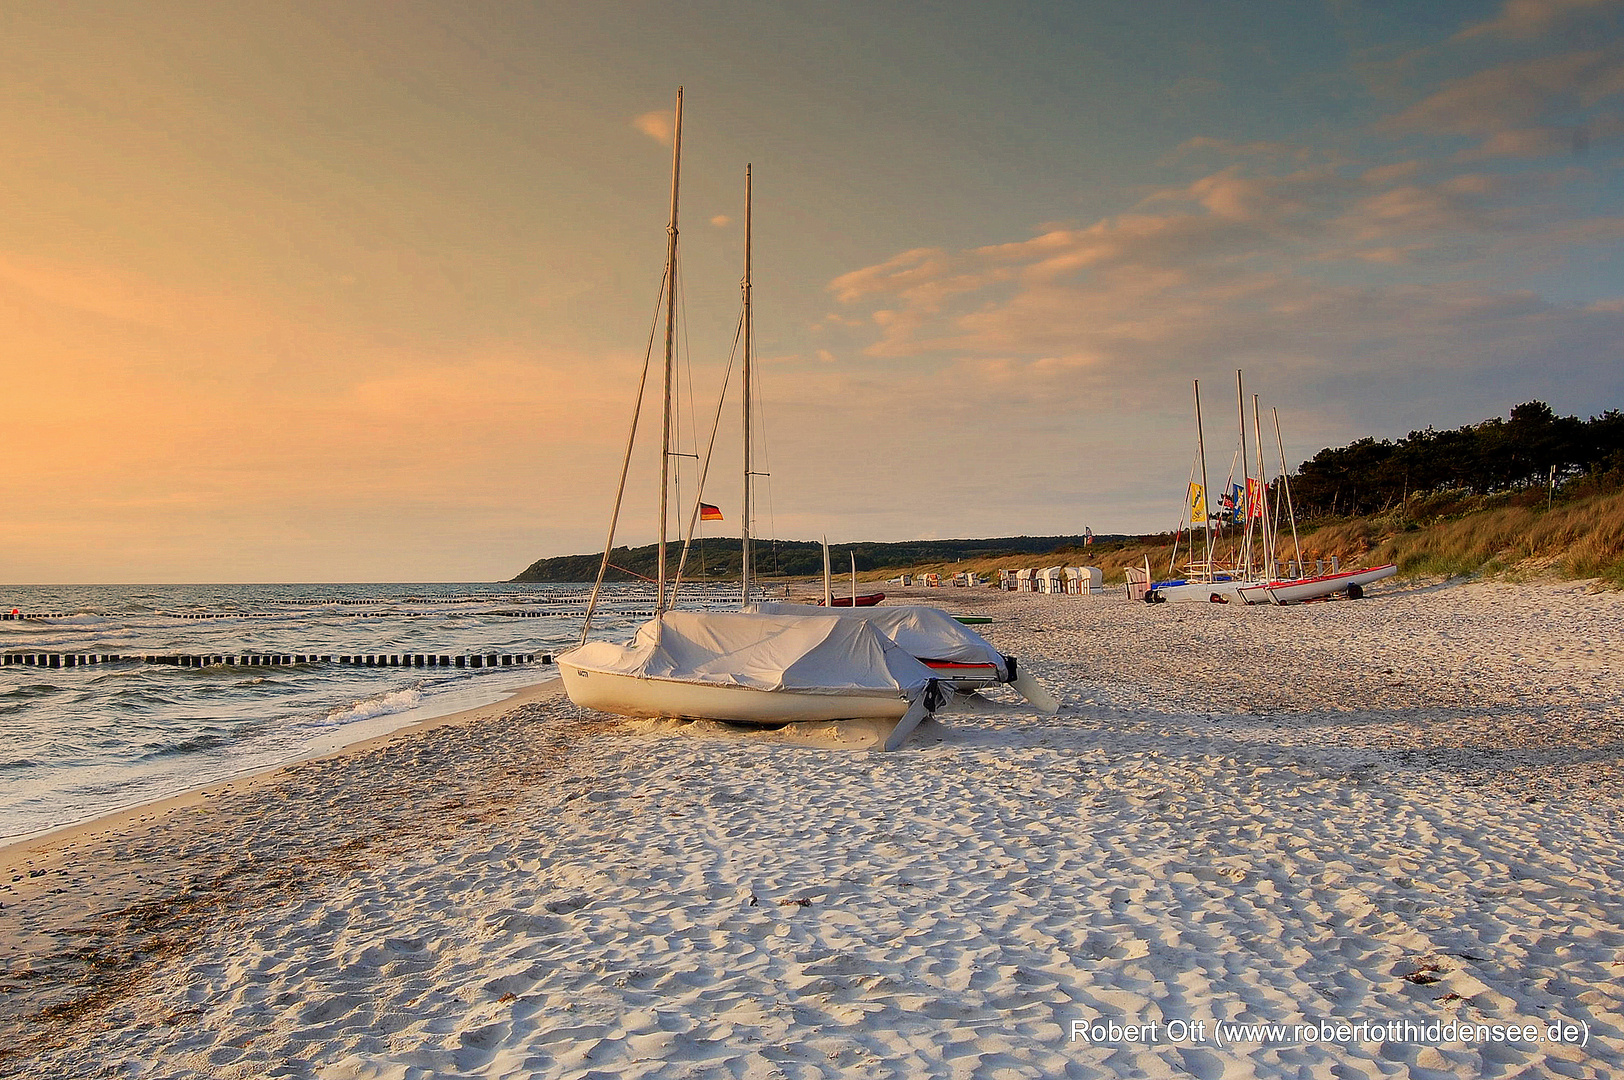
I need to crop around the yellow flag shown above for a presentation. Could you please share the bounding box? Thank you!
[1187,482,1207,524]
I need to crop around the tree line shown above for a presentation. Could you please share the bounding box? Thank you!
[1285,402,1624,519]
[512,535,1102,582]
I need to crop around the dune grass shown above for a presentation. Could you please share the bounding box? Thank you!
[858,486,1624,590]
[1306,487,1624,588]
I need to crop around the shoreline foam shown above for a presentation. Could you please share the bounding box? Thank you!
[0,673,563,855]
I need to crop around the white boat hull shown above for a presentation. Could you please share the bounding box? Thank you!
[1237,564,1397,605]
[1147,579,1255,604]
[1150,564,1397,605]
[559,660,913,725]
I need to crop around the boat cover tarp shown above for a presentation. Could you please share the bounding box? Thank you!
[747,602,1011,677]
[562,610,935,696]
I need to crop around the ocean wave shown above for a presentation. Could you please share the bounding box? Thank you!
[323,686,424,726]
[0,683,64,699]
[139,731,227,759]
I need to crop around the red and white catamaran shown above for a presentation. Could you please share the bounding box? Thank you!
[1147,375,1395,605]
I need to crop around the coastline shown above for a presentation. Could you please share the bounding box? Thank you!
[0,674,578,1057]
[0,674,566,858]
[7,579,1624,1078]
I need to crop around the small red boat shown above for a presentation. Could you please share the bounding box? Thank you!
[820,592,886,607]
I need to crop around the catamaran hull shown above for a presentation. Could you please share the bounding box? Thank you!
[1237,564,1397,605]
[558,661,913,725]
[1150,564,1397,605]
[1146,579,1253,604]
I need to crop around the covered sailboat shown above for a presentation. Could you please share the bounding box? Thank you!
[557,93,946,750]
[748,601,1060,713]
[561,610,939,724]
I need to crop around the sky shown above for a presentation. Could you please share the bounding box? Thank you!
[3,0,1623,583]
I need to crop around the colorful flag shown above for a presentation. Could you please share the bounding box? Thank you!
[1187,483,1206,524]
[1246,477,1264,519]
[700,502,723,521]
[1084,527,1094,545]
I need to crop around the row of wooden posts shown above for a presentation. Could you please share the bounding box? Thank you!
[2,653,554,669]
[3,609,638,621]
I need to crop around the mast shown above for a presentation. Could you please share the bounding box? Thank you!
[1273,407,1304,577]
[1252,394,1270,579]
[1236,370,1251,579]
[822,537,833,606]
[741,164,753,605]
[657,88,683,615]
[1194,380,1213,579]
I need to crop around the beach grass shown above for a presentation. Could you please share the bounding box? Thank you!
[845,484,1624,589]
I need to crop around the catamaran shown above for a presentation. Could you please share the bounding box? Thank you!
[557,92,950,750]
[1148,375,1395,604]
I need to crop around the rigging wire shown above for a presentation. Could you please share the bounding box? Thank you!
[1170,449,1199,577]
[678,248,701,557]
[753,345,778,577]
[670,307,745,604]
[1219,446,1242,566]
[578,265,670,646]
[671,250,685,567]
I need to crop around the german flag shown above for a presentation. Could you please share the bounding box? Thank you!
[700,502,724,521]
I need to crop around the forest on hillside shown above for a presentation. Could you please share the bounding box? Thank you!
[512,536,1099,583]
[1285,402,1624,519]
[513,401,1624,582]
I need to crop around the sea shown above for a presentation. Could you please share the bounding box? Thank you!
[0,581,736,844]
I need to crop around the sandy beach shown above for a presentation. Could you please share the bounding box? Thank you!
[4,577,1622,1078]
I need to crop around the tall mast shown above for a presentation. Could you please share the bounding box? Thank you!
[1273,407,1304,576]
[1252,393,1270,578]
[822,537,833,606]
[657,88,683,615]
[741,164,753,605]
[1236,370,1251,579]
[1194,380,1213,579]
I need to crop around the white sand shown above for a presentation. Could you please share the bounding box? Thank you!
[5,578,1623,1078]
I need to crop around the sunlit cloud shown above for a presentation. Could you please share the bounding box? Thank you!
[5,3,1623,577]
[1455,0,1623,41]
[821,51,1624,447]
[633,109,676,145]
[1382,50,1624,158]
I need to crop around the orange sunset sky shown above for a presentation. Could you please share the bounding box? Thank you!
[5,1,1623,582]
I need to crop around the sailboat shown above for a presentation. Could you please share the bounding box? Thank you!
[751,548,1060,713]
[750,598,1061,711]
[557,93,947,750]
[1148,375,1395,604]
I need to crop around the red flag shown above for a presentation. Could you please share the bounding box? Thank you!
[1246,477,1264,519]
[699,502,724,521]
